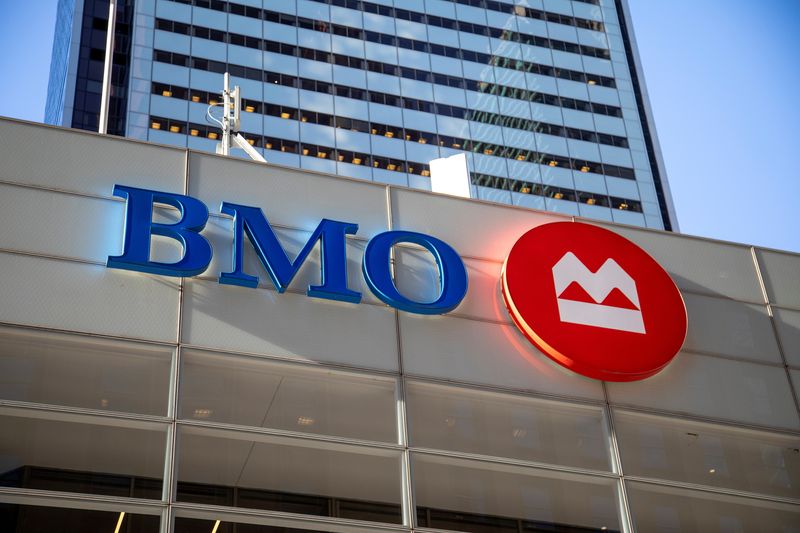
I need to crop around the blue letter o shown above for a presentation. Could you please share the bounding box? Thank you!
[363,231,468,315]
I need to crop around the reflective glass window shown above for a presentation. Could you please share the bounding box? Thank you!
[626,481,800,531]
[0,410,166,499]
[176,425,403,524]
[0,504,159,533]
[615,410,800,499]
[406,381,611,471]
[412,453,621,532]
[179,350,398,443]
[175,517,328,533]
[0,326,171,416]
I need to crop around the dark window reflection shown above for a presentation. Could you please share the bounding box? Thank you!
[0,465,162,500]
[1,466,615,532]
[175,518,324,533]
[0,504,159,533]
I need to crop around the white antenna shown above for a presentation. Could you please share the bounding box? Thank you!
[209,72,266,163]
[98,0,117,134]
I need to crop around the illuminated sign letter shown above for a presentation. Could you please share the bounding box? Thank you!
[219,202,362,303]
[107,185,212,277]
[363,231,468,314]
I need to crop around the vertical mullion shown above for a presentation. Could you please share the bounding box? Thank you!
[161,149,190,533]
[397,364,414,529]
[603,382,635,533]
[751,246,800,416]
[387,184,415,531]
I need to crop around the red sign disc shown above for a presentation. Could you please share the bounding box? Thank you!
[502,222,687,381]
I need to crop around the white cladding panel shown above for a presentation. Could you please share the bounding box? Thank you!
[390,187,568,261]
[399,313,605,401]
[682,292,782,364]
[0,119,185,197]
[774,307,800,367]
[756,248,800,309]
[395,247,508,323]
[606,351,800,430]
[0,251,180,343]
[182,279,399,372]
[0,183,183,265]
[597,223,765,303]
[188,152,390,238]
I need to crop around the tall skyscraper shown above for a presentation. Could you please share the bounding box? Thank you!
[46,0,677,230]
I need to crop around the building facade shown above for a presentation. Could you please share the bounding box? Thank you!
[1,118,799,532]
[46,0,677,230]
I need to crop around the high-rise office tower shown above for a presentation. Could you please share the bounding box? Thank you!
[46,0,677,230]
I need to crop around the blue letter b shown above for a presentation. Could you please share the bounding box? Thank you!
[107,185,212,277]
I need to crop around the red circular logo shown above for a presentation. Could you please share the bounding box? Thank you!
[502,222,687,381]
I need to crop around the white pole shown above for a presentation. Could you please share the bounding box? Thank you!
[221,72,231,156]
[98,0,117,134]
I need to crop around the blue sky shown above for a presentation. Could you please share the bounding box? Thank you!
[1,1,798,252]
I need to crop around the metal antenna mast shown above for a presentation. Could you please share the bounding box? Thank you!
[208,73,267,163]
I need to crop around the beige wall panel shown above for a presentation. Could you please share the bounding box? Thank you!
[390,187,568,262]
[0,119,185,197]
[756,248,800,309]
[0,251,180,342]
[188,152,390,238]
[182,278,399,371]
[395,247,508,323]
[596,223,763,303]
[774,307,800,367]
[683,293,782,363]
[607,351,799,430]
[399,313,605,400]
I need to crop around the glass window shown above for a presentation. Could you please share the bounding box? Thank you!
[176,425,403,524]
[406,381,612,471]
[626,481,800,531]
[412,453,622,531]
[175,517,328,533]
[0,410,167,498]
[615,410,800,500]
[0,504,159,532]
[0,326,172,416]
[179,350,397,443]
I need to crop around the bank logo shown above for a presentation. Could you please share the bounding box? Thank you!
[502,222,687,382]
[552,252,645,334]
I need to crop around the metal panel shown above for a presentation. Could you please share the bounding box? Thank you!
[756,248,800,309]
[773,307,800,368]
[682,293,782,364]
[390,187,567,262]
[398,313,605,401]
[0,118,185,197]
[606,351,800,430]
[394,247,507,323]
[181,278,399,372]
[187,152,390,238]
[0,251,180,343]
[596,223,764,303]
[0,183,181,265]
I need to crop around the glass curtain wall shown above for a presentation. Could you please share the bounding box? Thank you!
[0,326,798,532]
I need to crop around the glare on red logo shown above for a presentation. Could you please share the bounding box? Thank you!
[502,222,687,382]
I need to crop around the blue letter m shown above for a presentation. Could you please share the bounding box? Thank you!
[219,203,361,303]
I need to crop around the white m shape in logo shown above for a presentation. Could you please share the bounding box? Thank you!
[551,252,646,334]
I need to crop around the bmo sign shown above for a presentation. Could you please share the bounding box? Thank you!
[502,222,687,382]
[109,186,686,382]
